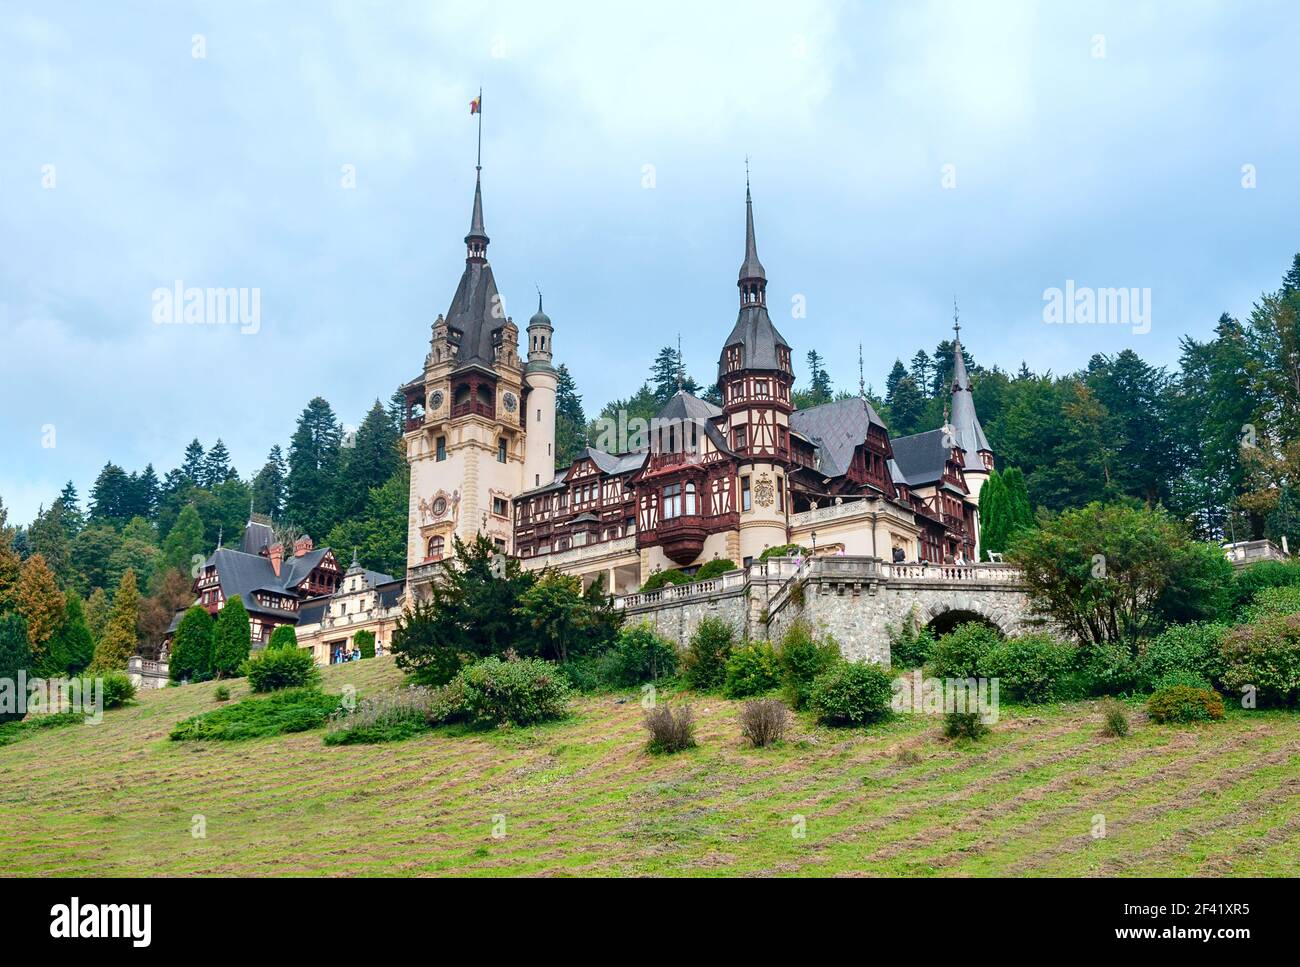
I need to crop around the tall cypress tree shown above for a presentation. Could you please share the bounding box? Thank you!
[44,591,95,677]
[169,605,214,682]
[89,568,140,672]
[978,470,1011,557]
[211,595,251,678]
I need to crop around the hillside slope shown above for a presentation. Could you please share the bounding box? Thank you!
[1,658,1297,876]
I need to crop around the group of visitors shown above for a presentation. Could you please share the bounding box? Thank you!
[330,641,385,665]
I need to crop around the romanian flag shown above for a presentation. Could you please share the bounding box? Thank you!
[469,96,481,115]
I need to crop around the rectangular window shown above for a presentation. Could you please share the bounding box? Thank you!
[663,483,682,520]
[734,425,748,450]
[492,497,508,517]
[776,475,784,512]
[436,437,446,461]
[741,476,751,512]
[497,438,507,463]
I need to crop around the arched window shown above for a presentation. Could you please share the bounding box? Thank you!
[427,536,445,561]
[685,481,697,515]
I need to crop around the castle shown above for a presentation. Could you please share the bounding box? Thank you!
[401,165,994,599]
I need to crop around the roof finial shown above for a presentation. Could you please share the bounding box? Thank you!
[216,525,223,550]
[249,495,254,519]
[352,546,359,566]
[536,284,543,314]
[953,296,961,341]
[676,334,684,391]
[858,343,866,400]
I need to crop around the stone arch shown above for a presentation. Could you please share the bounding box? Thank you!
[919,597,1018,638]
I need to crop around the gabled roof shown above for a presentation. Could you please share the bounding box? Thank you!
[240,519,274,555]
[789,397,889,478]
[889,429,952,486]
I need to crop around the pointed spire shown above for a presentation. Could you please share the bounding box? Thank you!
[946,300,992,466]
[737,160,767,311]
[951,298,970,392]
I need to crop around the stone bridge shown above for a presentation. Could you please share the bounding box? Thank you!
[615,556,1037,664]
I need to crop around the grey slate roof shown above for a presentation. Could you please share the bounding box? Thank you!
[655,389,722,423]
[789,397,889,478]
[738,185,765,282]
[240,520,274,555]
[889,429,951,486]
[948,338,991,467]
[718,305,791,383]
[448,172,504,375]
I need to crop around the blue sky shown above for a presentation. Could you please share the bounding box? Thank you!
[2,0,1298,524]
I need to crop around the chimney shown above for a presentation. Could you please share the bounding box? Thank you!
[293,535,314,557]
[269,542,284,577]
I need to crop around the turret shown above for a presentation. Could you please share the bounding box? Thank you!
[523,294,558,491]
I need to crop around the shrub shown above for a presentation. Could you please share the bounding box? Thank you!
[643,704,696,754]
[82,671,136,710]
[723,641,782,698]
[809,660,893,726]
[1220,614,1300,706]
[694,559,738,582]
[1231,559,1300,612]
[610,623,677,685]
[928,622,1001,679]
[267,625,299,651]
[353,629,376,659]
[211,596,251,679]
[1099,699,1129,737]
[0,613,32,725]
[453,657,571,728]
[214,685,230,702]
[759,544,808,560]
[1138,622,1228,691]
[1079,640,1143,696]
[325,687,435,745]
[943,710,990,740]
[888,608,937,669]
[426,678,466,725]
[682,617,735,692]
[976,633,1073,704]
[1151,668,1212,691]
[558,652,622,693]
[776,623,840,710]
[639,569,690,592]
[1147,685,1225,724]
[169,688,342,741]
[1247,585,1300,620]
[245,646,319,693]
[739,698,789,748]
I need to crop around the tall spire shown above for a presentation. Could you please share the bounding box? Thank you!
[738,159,766,306]
[946,299,992,468]
[465,89,488,263]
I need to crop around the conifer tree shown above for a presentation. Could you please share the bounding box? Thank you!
[286,397,342,539]
[251,445,288,518]
[211,595,251,678]
[554,364,587,467]
[169,605,214,682]
[89,568,140,672]
[181,439,206,483]
[16,554,64,667]
[160,504,206,579]
[977,470,1011,557]
[44,591,95,677]
[0,613,32,724]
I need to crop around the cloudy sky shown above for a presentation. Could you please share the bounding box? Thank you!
[2,0,1297,523]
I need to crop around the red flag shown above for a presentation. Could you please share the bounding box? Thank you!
[470,97,481,115]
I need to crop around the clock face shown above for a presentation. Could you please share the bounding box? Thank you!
[503,392,518,412]
[430,390,444,410]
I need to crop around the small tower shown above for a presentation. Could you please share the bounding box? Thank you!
[947,302,994,558]
[716,172,794,563]
[523,292,558,491]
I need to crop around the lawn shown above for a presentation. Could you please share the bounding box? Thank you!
[1,657,1297,876]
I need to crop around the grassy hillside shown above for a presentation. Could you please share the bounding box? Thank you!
[1,658,1297,876]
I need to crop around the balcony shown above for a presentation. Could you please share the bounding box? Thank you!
[450,399,495,420]
[651,514,707,565]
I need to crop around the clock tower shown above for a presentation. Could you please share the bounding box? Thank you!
[402,165,531,573]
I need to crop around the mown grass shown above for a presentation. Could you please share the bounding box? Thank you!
[0,658,1296,876]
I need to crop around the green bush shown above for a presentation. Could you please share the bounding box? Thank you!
[1246,585,1300,620]
[354,629,376,659]
[267,625,299,651]
[1138,622,1228,690]
[639,569,690,592]
[723,641,782,698]
[1151,668,1212,691]
[558,652,622,693]
[1080,640,1143,696]
[453,657,571,728]
[325,688,436,745]
[1231,559,1300,612]
[776,623,840,710]
[976,633,1073,704]
[694,559,738,582]
[1099,699,1129,737]
[169,605,214,683]
[682,617,735,692]
[169,688,342,741]
[211,596,251,679]
[1220,614,1300,706]
[245,646,319,693]
[80,671,136,710]
[888,608,936,669]
[610,623,678,685]
[927,623,1001,679]
[759,544,808,560]
[942,710,990,740]
[1147,685,1225,724]
[214,685,230,702]
[809,660,893,726]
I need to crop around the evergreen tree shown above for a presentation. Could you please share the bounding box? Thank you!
[84,587,110,644]
[978,470,1011,557]
[930,339,976,398]
[554,364,587,467]
[286,397,342,539]
[326,466,409,578]
[334,401,401,525]
[202,440,235,488]
[805,350,833,406]
[268,624,299,651]
[169,605,214,682]
[89,568,140,672]
[211,595,251,678]
[88,462,134,526]
[71,525,122,597]
[181,439,206,484]
[29,501,73,586]
[885,375,927,437]
[387,388,407,436]
[160,504,206,580]
[16,554,65,667]
[1001,466,1034,533]
[0,613,32,723]
[884,359,908,402]
[909,351,934,398]
[1084,350,1175,506]
[251,445,288,518]
[649,345,698,405]
[57,481,85,539]
[44,591,95,677]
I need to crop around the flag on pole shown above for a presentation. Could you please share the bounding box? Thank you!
[470,96,481,115]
